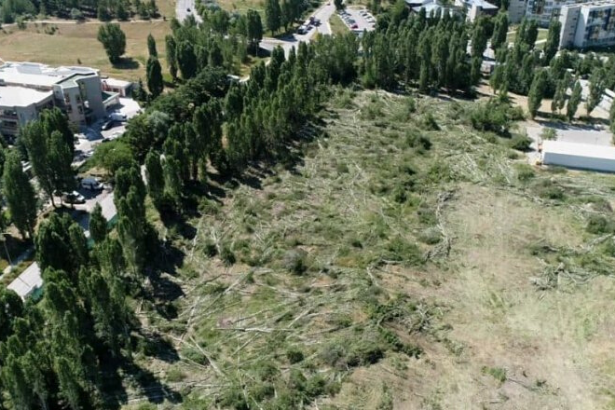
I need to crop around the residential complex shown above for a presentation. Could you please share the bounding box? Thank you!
[508,0,576,24]
[405,0,497,20]
[559,1,615,49]
[0,62,113,137]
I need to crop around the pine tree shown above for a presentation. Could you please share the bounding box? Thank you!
[528,69,548,118]
[146,56,164,98]
[3,151,37,239]
[89,203,108,243]
[246,9,263,55]
[567,80,582,121]
[165,35,178,81]
[471,17,489,58]
[265,0,281,35]
[491,11,508,51]
[544,20,561,63]
[610,97,615,135]
[586,68,606,116]
[147,33,158,57]
[145,151,164,207]
[176,41,197,79]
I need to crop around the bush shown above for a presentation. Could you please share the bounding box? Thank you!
[384,236,423,265]
[70,8,84,20]
[283,249,308,275]
[534,180,565,200]
[286,348,305,364]
[405,129,432,152]
[470,98,524,136]
[221,245,236,266]
[347,341,384,367]
[541,127,557,140]
[586,215,615,234]
[421,113,439,130]
[515,164,535,182]
[508,134,532,151]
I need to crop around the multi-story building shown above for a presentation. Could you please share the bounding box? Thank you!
[508,0,581,24]
[559,1,615,49]
[0,62,110,137]
[0,86,55,138]
[405,0,497,20]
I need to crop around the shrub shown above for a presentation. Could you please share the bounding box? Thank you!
[586,215,615,234]
[347,341,384,367]
[421,113,439,130]
[286,348,305,364]
[541,127,557,140]
[470,98,523,136]
[283,249,308,275]
[534,180,565,200]
[203,240,218,257]
[482,366,507,384]
[508,134,532,151]
[515,164,535,182]
[418,227,441,245]
[165,368,185,382]
[384,236,423,265]
[221,245,236,266]
[70,8,84,20]
[405,129,432,152]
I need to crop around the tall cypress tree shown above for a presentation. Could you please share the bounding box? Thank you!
[265,0,282,35]
[147,33,158,57]
[146,56,164,98]
[544,20,561,63]
[528,69,548,118]
[3,151,37,239]
[567,80,582,121]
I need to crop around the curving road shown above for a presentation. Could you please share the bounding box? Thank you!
[176,0,203,23]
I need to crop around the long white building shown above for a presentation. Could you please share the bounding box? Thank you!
[0,62,111,137]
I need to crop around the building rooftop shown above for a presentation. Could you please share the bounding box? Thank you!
[460,0,498,9]
[0,86,53,107]
[0,62,99,89]
[102,78,132,88]
[542,140,615,161]
[7,261,42,300]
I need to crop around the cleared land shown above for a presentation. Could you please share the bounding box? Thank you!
[124,90,615,409]
[0,19,171,81]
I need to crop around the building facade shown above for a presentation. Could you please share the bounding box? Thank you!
[0,62,110,135]
[559,1,615,49]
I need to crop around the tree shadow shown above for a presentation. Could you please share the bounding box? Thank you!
[113,57,140,70]
[121,358,182,405]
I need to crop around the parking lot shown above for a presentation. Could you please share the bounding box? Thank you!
[338,7,376,32]
[73,97,140,167]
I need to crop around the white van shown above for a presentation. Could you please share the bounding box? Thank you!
[81,177,103,191]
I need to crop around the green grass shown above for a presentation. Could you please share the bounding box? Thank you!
[330,14,349,35]
[134,89,615,409]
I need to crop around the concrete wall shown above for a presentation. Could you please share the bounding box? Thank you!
[508,0,527,23]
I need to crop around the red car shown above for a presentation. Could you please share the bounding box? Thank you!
[351,24,358,29]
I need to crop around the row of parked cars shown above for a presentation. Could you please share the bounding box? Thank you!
[55,177,105,205]
[338,8,375,30]
[297,16,321,34]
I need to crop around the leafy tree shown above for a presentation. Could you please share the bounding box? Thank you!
[146,56,164,98]
[165,35,178,81]
[544,20,561,63]
[92,140,136,177]
[147,33,158,57]
[3,151,37,239]
[528,69,548,118]
[265,0,282,35]
[567,80,582,121]
[491,11,508,51]
[246,9,263,55]
[48,130,74,195]
[334,0,343,10]
[89,203,108,244]
[610,97,615,135]
[97,23,126,64]
[551,78,567,114]
[586,68,606,116]
[36,213,81,277]
[0,288,23,342]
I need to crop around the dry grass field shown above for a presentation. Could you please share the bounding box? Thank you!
[0,19,171,81]
[120,89,615,409]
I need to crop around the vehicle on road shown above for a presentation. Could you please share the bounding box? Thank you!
[102,120,118,131]
[351,23,358,29]
[187,8,191,11]
[108,113,127,122]
[81,177,103,191]
[61,191,86,204]
[297,26,307,34]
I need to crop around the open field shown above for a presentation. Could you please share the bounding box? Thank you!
[0,19,171,81]
[217,0,265,13]
[123,90,615,409]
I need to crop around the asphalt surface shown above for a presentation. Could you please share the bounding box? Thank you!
[176,0,202,23]
[339,7,376,32]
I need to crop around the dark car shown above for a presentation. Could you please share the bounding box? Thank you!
[102,120,117,130]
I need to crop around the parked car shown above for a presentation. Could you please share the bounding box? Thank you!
[187,7,191,12]
[102,120,117,131]
[62,191,86,204]
[351,23,358,29]
[109,113,127,122]
[297,26,307,34]
[81,176,103,191]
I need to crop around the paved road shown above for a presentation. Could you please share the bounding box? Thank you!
[176,0,202,23]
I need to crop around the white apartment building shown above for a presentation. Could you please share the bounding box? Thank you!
[559,1,615,48]
[0,62,110,137]
[508,0,582,24]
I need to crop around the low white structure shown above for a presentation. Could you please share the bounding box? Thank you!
[542,140,615,172]
[101,78,133,97]
[7,262,42,300]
